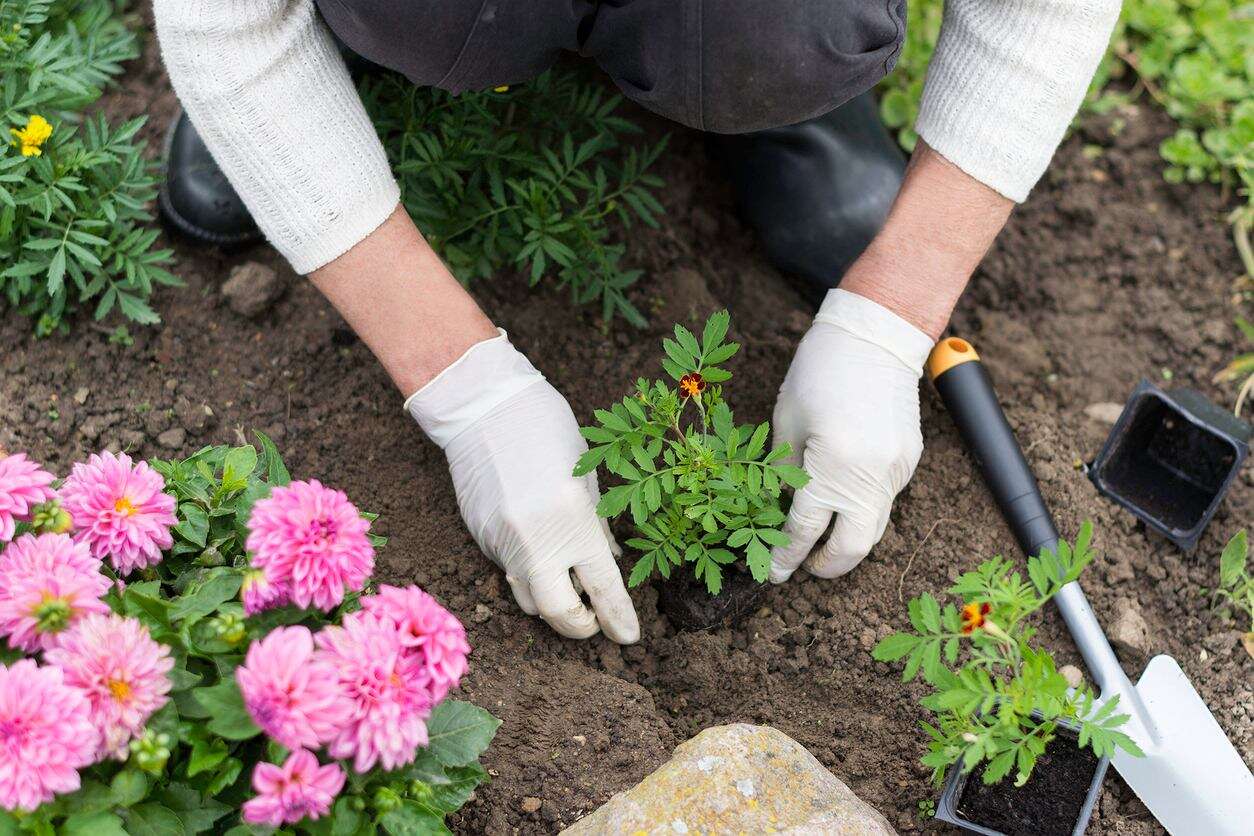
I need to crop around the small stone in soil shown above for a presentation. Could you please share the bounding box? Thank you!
[157,428,186,450]
[1083,401,1123,421]
[222,261,286,318]
[1110,598,1151,656]
[520,797,542,814]
[73,387,89,405]
[472,604,491,624]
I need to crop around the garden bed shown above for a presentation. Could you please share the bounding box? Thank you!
[2,18,1251,836]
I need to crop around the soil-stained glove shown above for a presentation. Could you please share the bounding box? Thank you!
[769,289,935,582]
[406,331,639,643]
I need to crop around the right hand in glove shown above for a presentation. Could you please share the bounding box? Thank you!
[406,331,639,644]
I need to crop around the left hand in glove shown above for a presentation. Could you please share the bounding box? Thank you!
[769,288,935,582]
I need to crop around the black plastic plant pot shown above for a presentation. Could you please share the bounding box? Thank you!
[1088,380,1251,551]
[655,566,767,632]
[934,725,1110,836]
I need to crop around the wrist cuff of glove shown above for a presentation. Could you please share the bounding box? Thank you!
[816,289,936,374]
[404,329,545,448]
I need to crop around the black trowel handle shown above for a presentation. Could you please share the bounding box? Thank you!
[926,338,1061,558]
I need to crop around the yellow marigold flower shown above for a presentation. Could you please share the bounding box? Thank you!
[10,114,52,157]
[679,372,707,399]
[960,601,990,635]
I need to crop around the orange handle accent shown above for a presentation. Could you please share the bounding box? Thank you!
[927,337,979,381]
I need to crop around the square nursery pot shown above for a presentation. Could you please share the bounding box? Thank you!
[934,723,1110,836]
[1089,380,1251,551]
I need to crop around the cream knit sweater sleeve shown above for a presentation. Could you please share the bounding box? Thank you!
[153,0,399,274]
[153,0,1120,274]
[916,0,1122,202]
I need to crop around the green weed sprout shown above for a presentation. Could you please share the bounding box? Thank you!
[574,311,810,594]
[1,0,179,334]
[359,68,666,327]
[874,523,1142,787]
[1210,530,1253,658]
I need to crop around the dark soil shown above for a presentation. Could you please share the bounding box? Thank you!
[654,563,769,631]
[3,14,1251,836]
[956,733,1102,836]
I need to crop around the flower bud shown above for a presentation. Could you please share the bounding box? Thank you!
[211,612,247,645]
[31,501,72,534]
[129,728,171,775]
[373,787,401,812]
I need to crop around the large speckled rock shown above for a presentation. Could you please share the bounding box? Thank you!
[561,724,896,835]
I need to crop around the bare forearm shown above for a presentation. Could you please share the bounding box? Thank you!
[842,140,1013,340]
[309,204,497,395]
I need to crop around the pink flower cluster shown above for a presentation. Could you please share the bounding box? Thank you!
[244,480,374,613]
[0,452,176,813]
[0,614,171,811]
[236,586,469,824]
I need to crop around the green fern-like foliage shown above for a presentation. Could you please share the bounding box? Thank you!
[1,0,180,335]
[874,522,1143,787]
[573,311,810,594]
[359,68,667,326]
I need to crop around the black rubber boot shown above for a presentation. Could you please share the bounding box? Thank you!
[712,92,905,307]
[159,112,262,247]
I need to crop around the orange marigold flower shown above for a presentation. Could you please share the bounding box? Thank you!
[678,373,706,399]
[960,602,990,635]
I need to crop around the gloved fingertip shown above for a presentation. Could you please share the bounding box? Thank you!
[545,604,601,640]
[803,553,860,579]
[506,574,539,616]
[600,609,640,645]
[768,564,794,584]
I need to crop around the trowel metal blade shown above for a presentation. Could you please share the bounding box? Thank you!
[1110,655,1254,835]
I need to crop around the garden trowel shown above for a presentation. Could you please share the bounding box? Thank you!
[926,337,1254,835]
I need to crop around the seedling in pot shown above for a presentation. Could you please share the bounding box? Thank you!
[1209,530,1254,660]
[574,311,809,599]
[874,523,1143,835]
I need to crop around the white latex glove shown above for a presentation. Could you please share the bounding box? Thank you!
[406,331,639,643]
[769,289,935,582]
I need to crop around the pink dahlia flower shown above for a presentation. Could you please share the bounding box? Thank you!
[245,480,373,612]
[59,451,176,575]
[240,568,289,616]
[0,659,98,812]
[362,585,470,702]
[45,613,174,759]
[242,748,345,827]
[0,453,56,542]
[0,533,110,652]
[316,610,433,772]
[235,626,353,750]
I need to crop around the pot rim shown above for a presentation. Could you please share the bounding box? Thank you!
[932,719,1111,836]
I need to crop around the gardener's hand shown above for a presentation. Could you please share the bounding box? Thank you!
[769,288,935,582]
[405,331,639,644]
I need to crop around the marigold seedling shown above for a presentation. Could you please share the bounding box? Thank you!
[1,0,179,333]
[574,311,809,594]
[874,522,1142,787]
